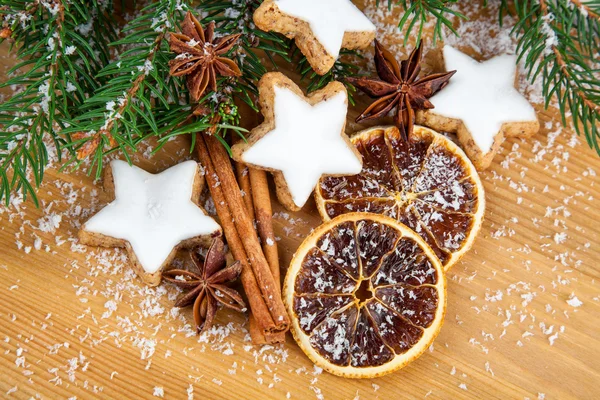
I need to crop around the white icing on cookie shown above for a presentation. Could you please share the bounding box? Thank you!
[242,85,362,208]
[428,46,537,153]
[84,160,221,273]
[274,0,375,58]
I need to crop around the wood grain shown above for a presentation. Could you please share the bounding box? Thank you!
[1,2,599,399]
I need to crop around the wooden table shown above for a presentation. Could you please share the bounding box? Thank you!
[1,2,599,399]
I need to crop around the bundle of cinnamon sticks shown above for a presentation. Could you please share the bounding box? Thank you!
[196,133,288,345]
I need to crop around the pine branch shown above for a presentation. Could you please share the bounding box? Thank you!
[67,0,285,178]
[378,0,466,45]
[0,0,115,205]
[63,0,193,179]
[503,0,600,154]
[135,0,288,153]
[570,0,600,20]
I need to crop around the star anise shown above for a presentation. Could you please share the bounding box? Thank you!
[169,12,242,102]
[163,238,246,333]
[347,41,456,140]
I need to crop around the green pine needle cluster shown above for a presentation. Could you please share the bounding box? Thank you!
[504,0,600,154]
[0,0,116,205]
[380,0,466,45]
[62,0,193,178]
[1,0,599,207]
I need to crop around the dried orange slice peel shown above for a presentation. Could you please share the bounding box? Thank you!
[284,213,446,378]
[315,126,485,270]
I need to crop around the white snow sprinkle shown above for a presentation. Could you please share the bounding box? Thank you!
[566,294,583,308]
[153,386,164,397]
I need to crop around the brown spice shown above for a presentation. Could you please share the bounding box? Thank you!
[196,134,290,337]
[235,162,255,221]
[347,41,455,140]
[163,238,245,333]
[247,168,285,344]
[231,105,285,344]
[249,168,280,289]
[169,12,242,102]
[204,135,289,329]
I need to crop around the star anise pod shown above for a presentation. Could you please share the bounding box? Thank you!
[163,238,246,333]
[347,41,456,140]
[169,12,242,102]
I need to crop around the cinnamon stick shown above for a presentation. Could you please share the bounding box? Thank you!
[203,135,290,332]
[241,168,285,345]
[196,136,280,335]
[249,168,280,288]
[232,134,254,222]
[249,316,286,345]
[239,169,270,345]
[235,162,255,221]
[248,317,269,345]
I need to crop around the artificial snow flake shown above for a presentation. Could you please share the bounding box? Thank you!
[566,294,583,308]
[153,386,164,397]
[138,60,154,75]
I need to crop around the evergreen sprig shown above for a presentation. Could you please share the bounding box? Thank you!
[378,0,466,45]
[62,0,193,180]
[0,0,115,205]
[501,0,600,153]
[65,0,287,178]
[383,0,600,156]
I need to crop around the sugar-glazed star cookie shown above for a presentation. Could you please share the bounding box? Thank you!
[79,160,222,286]
[231,72,363,211]
[253,0,375,75]
[416,45,539,170]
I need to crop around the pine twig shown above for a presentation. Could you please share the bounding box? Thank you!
[569,0,600,21]
[0,0,114,205]
[379,0,466,45]
[63,0,192,179]
[506,0,600,154]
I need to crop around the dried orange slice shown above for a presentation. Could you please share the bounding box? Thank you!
[315,126,485,270]
[284,213,446,378]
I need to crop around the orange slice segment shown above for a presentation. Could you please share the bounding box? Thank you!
[284,213,446,378]
[316,126,485,270]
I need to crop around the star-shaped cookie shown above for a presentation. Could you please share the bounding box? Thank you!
[417,45,539,170]
[79,160,222,286]
[254,0,375,75]
[231,72,362,211]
